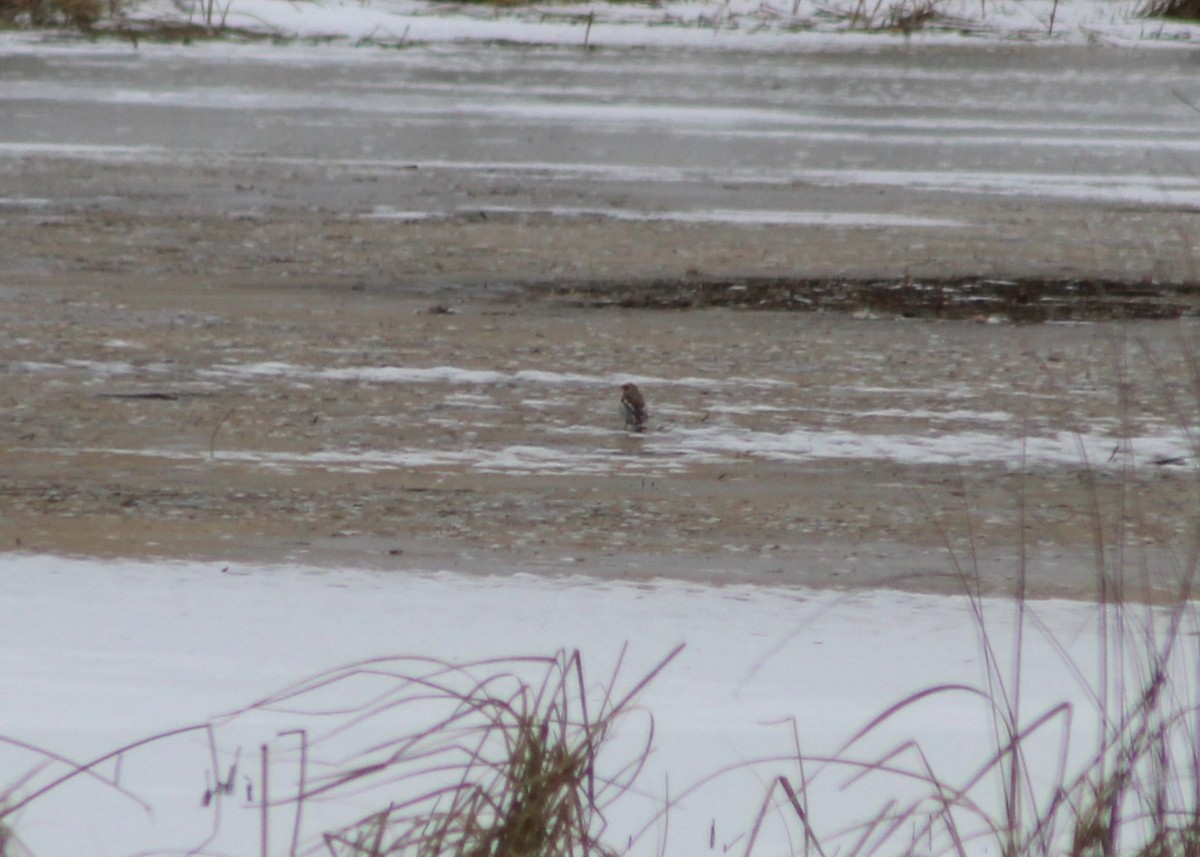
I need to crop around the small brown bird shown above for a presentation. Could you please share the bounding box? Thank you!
[620,382,647,432]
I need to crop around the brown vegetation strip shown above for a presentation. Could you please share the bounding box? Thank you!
[541,277,1200,322]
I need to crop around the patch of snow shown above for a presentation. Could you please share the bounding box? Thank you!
[835,407,1016,424]
[203,362,792,390]
[662,423,1198,469]
[475,204,966,228]
[804,167,1200,209]
[60,414,1195,476]
[0,142,170,159]
[93,0,1200,49]
[1,553,1195,857]
[69,444,692,475]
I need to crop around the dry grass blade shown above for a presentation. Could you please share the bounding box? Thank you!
[0,724,212,818]
[778,776,828,857]
[740,334,1200,857]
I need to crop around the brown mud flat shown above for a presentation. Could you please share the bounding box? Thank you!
[2,175,1199,599]
[3,264,1198,601]
[549,277,1200,322]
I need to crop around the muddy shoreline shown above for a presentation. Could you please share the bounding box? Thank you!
[3,151,1200,600]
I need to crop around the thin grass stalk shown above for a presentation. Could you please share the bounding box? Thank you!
[1029,345,1125,782]
[1006,435,1031,857]
[1,723,212,817]
[841,799,898,857]
[261,743,270,857]
[279,729,308,857]
[780,776,831,857]
[911,474,1028,843]
[739,778,778,857]
[730,334,1200,857]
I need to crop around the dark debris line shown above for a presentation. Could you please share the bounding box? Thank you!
[541,278,1200,322]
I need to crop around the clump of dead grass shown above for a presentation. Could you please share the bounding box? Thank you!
[252,648,678,857]
[763,585,1200,857]
[812,0,968,31]
[1140,0,1200,20]
[0,0,100,28]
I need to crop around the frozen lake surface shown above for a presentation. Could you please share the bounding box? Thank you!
[3,39,1200,226]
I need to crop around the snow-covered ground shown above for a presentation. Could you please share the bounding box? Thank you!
[2,553,1196,857]
[3,0,1197,49]
[108,0,1200,49]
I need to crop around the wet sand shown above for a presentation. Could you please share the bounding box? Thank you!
[3,182,1200,601]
